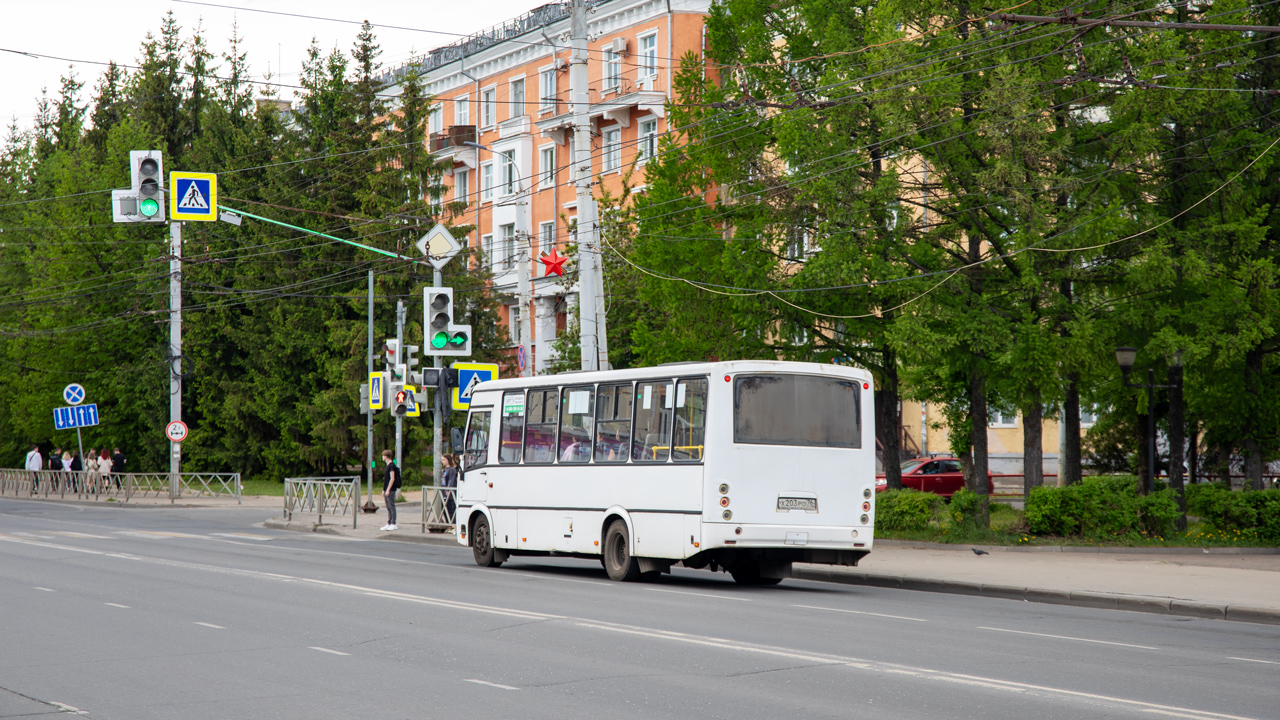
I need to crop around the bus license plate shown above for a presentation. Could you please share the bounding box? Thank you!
[777,496,817,512]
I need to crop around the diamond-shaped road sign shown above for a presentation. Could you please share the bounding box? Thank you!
[416,223,462,269]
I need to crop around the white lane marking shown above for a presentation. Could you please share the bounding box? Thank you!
[0,533,1253,720]
[125,530,204,539]
[104,603,130,608]
[464,679,519,691]
[49,531,111,539]
[193,622,225,629]
[309,646,350,656]
[978,626,1158,650]
[50,702,88,715]
[34,587,54,592]
[648,587,751,602]
[211,533,272,541]
[13,532,55,539]
[793,604,927,622]
[1227,657,1280,665]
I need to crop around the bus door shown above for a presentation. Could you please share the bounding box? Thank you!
[460,407,492,505]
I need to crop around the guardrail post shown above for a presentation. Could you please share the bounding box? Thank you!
[352,477,359,530]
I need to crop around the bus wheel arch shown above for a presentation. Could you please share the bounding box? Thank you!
[601,513,641,582]
[600,508,634,557]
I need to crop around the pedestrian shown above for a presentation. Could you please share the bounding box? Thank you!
[441,453,459,524]
[86,448,100,493]
[62,450,74,491]
[112,447,126,488]
[380,449,401,532]
[69,450,83,491]
[24,444,42,493]
[49,448,63,492]
[97,450,113,492]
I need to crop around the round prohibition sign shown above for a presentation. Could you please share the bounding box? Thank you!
[166,421,189,443]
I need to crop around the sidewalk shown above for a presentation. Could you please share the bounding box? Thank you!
[263,511,1280,626]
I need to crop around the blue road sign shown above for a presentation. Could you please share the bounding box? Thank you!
[63,383,86,405]
[53,403,100,430]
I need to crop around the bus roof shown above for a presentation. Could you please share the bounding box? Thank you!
[469,359,871,394]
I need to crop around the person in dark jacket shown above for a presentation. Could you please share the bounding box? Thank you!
[112,447,126,489]
[380,449,401,532]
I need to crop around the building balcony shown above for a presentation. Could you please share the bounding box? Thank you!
[534,90,667,144]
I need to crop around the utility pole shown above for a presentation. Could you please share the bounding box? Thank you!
[570,0,606,372]
[431,266,443,508]
[395,299,406,471]
[366,270,375,506]
[169,222,182,488]
[518,239,532,377]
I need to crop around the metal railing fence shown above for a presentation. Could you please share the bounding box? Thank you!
[0,469,240,503]
[421,485,457,533]
[284,476,361,529]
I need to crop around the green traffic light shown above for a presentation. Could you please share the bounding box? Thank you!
[431,330,449,349]
[139,197,160,217]
[449,331,468,347]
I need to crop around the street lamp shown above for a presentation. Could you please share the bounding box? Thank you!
[1115,346,1175,494]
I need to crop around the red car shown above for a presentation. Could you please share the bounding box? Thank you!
[875,457,994,497]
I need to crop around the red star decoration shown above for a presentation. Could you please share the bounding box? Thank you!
[540,247,568,277]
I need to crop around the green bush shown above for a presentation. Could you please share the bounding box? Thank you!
[947,488,986,530]
[1186,484,1280,543]
[875,489,942,532]
[1024,476,1180,539]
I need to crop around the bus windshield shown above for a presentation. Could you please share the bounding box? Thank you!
[733,374,861,448]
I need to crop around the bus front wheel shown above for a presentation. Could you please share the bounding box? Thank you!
[603,520,642,582]
[472,516,503,568]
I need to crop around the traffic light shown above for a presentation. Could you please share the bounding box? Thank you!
[111,150,165,223]
[384,339,400,366]
[384,339,407,383]
[393,386,416,417]
[423,287,472,357]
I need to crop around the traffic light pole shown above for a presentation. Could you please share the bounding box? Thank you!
[395,300,406,473]
[169,221,182,489]
[365,270,376,510]
[431,267,443,529]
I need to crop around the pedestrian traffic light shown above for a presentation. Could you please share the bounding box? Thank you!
[393,386,416,416]
[131,150,165,222]
[423,287,472,357]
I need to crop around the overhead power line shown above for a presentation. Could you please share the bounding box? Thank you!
[993,12,1280,34]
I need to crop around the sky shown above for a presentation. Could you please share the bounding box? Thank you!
[0,0,539,135]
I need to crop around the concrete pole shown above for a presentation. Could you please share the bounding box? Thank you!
[366,270,375,505]
[518,237,532,377]
[570,0,599,372]
[395,300,405,472]
[169,221,182,498]
[431,267,443,529]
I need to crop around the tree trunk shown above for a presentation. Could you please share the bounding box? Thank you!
[969,364,990,528]
[876,349,903,490]
[1187,419,1199,485]
[1167,365,1186,530]
[1023,393,1043,498]
[1244,348,1265,491]
[1061,373,1082,485]
[1216,444,1233,487]
[1136,412,1150,495]
[1245,439,1264,491]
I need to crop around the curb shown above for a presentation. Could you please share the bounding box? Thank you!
[790,565,1280,626]
[262,519,462,547]
[875,539,1280,555]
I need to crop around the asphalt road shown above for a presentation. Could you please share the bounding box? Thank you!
[2,499,1277,720]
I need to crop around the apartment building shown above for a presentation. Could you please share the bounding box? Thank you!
[385,0,712,372]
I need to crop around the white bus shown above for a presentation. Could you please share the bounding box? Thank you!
[453,360,875,584]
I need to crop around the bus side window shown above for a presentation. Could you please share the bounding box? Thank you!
[523,389,559,464]
[632,380,674,462]
[672,378,708,462]
[558,386,594,464]
[595,383,632,463]
[499,392,525,464]
[463,410,492,471]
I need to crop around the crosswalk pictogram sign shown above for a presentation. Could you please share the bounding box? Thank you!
[170,171,218,221]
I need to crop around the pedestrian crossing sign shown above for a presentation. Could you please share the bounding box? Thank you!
[451,362,499,411]
[169,171,218,221]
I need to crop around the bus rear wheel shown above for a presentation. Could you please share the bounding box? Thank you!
[471,516,503,568]
[603,520,642,582]
[730,562,783,586]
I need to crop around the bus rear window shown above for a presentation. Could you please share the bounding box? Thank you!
[733,375,861,448]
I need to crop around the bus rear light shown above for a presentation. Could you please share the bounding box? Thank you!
[719,497,730,508]
[722,509,733,520]
[863,383,869,389]
[854,542,865,547]
[860,514,869,525]
[863,488,872,499]
[724,375,731,382]
[734,526,742,535]
[725,539,737,544]
[862,501,871,512]
[718,483,729,495]
[851,529,859,538]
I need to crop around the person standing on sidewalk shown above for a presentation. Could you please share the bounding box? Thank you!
[112,447,126,489]
[25,445,42,492]
[49,448,63,491]
[441,454,458,525]
[380,449,401,531]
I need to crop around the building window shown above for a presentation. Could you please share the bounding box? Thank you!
[481,162,494,201]
[482,233,494,269]
[568,135,580,180]
[539,68,557,113]
[639,33,658,77]
[539,221,555,254]
[429,105,442,135]
[509,304,522,345]
[455,95,469,126]
[1080,405,1100,427]
[603,128,621,172]
[786,225,811,260]
[603,49,621,91]
[539,146,555,188]
[638,118,657,163]
[500,223,516,270]
[454,169,469,205]
[480,87,496,128]
[500,149,517,196]
[989,410,1018,428]
[510,77,525,117]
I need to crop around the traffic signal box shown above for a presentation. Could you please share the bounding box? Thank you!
[112,151,165,223]
[424,288,472,357]
[393,386,419,417]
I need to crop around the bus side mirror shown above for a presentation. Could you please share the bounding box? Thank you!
[450,427,464,454]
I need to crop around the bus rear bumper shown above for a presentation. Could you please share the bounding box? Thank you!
[701,522,871,554]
